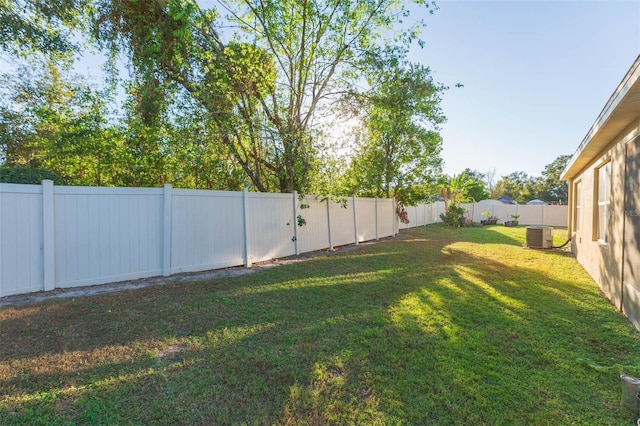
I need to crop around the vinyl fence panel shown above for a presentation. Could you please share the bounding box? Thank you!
[171,189,245,274]
[329,198,356,247]
[246,192,297,263]
[400,204,425,229]
[377,198,395,238]
[434,202,446,223]
[54,186,164,288]
[398,201,566,228]
[541,205,568,227]
[297,196,331,254]
[492,204,519,223]
[0,184,44,297]
[416,204,427,226]
[356,198,377,242]
[517,206,544,225]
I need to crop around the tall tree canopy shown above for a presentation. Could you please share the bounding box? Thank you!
[0,0,448,205]
[460,168,489,202]
[539,154,571,203]
[339,53,445,205]
[0,57,117,185]
[490,155,571,204]
[92,0,437,193]
[0,0,88,57]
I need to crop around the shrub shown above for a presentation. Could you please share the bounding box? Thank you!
[0,168,66,185]
[440,205,466,228]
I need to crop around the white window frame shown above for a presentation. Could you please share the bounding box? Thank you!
[573,180,581,233]
[595,161,611,244]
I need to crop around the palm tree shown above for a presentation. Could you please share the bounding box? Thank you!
[438,173,472,212]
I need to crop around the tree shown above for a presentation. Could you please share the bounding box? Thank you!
[438,173,474,212]
[493,171,534,204]
[159,93,247,190]
[0,57,117,185]
[0,0,88,57]
[461,168,489,202]
[484,167,497,195]
[93,0,279,190]
[538,154,571,203]
[490,155,570,204]
[92,0,436,193]
[339,55,445,205]
[437,173,473,227]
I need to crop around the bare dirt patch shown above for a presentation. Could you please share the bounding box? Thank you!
[0,237,397,308]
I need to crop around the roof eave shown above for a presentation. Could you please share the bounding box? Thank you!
[561,54,640,181]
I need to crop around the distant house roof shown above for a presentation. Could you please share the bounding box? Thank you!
[498,196,517,205]
[477,199,504,206]
[526,199,546,205]
[561,54,640,180]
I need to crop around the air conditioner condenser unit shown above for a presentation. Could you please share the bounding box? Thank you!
[526,226,553,249]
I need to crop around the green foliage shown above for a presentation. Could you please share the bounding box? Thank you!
[1,0,446,198]
[439,204,466,227]
[339,51,445,205]
[437,173,474,212]
[464,179,489,202]
[492,171,531,203]
[0,57,250,190]
[491,155,571,204]
[460,168,489,202]
[0,0,88,57]
[92,0,437,194]
[93,0,280,191]
[0,167,66,185]
[0,58,118,186]
[539,154,571,203]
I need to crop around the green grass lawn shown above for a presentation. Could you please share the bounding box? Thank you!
[1,225,640,425]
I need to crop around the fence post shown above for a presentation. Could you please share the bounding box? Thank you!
[0,183,2,295]
[471,203,476,224]
[162,184,172,277]
[375,197,379,240]
[243,188,252,267]
[353,195,359,245]
[424,203,429,225]
[392,197,396,236]
[326,198,334,251]
[293,191,300,255]
[42,180,55,291]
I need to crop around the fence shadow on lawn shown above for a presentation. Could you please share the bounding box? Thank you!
[1,226,639,424]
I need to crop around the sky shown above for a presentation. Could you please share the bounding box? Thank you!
[412,0,640,180]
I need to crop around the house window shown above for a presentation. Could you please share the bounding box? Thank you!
[596,161,611,243]
[574,181,581,232]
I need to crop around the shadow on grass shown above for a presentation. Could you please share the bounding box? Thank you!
[1,226,639,424]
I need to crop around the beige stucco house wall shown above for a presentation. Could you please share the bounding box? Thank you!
[561,54,640,330]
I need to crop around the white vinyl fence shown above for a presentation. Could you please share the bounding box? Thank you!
[0,181,401,297]
[398,202,447,228]
[458,202,567,227]
[398,201,567,229]
[0,181,568,298]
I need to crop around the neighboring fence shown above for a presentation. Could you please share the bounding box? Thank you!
[458,202,567,227]
[398,201,568,229]
[0,181,398,297]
